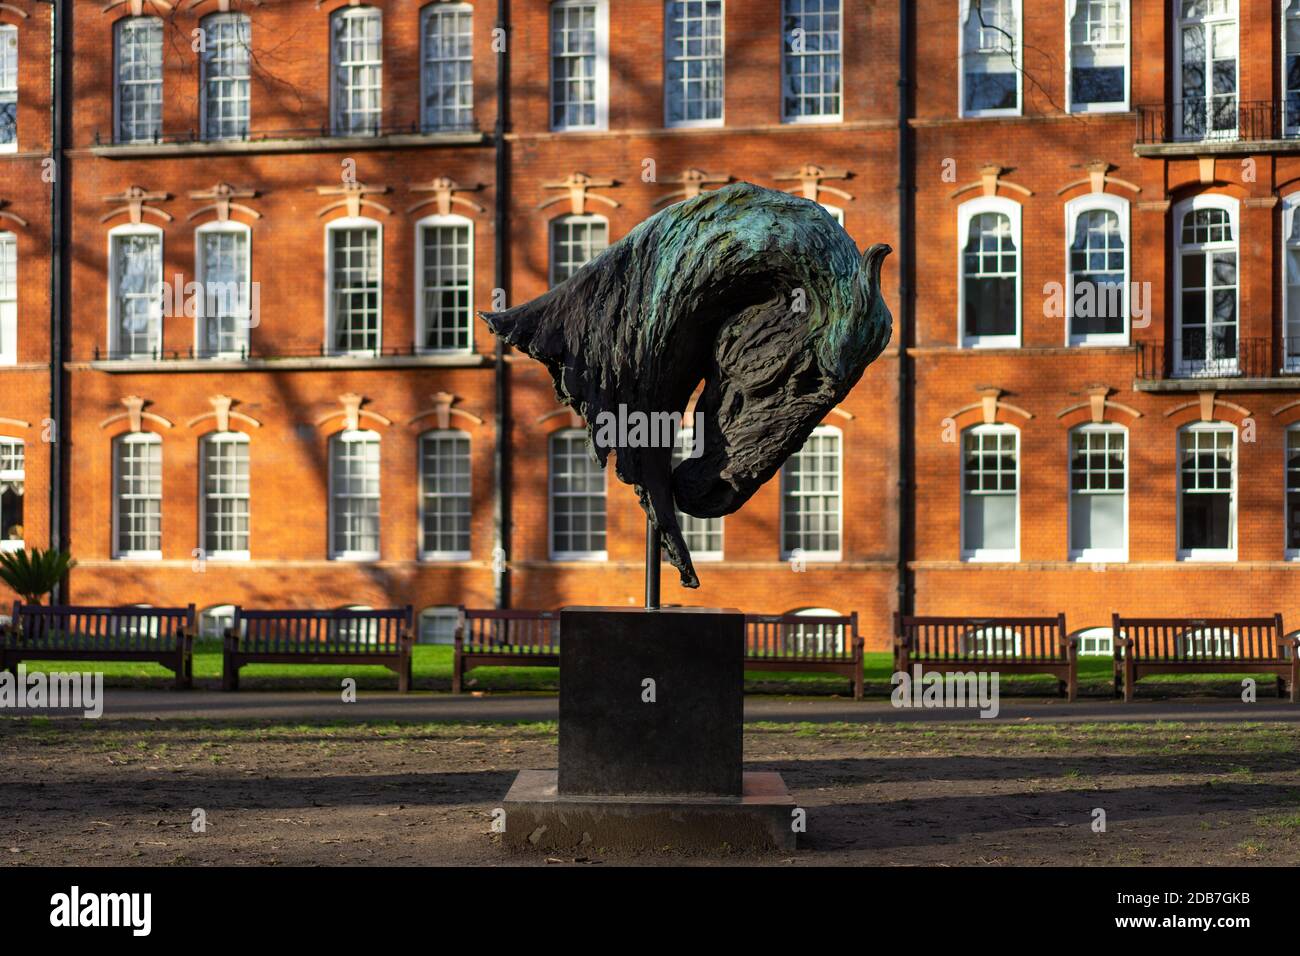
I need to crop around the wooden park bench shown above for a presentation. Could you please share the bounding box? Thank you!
[453,607,864,697]
[223,606,414,692]
[894,613,1077,701]
[1,602,196,689]
[1112,614,1297,702]
[453,608,559,694]
[744,612,863,699]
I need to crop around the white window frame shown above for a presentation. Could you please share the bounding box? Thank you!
[1288,424,1300,560]
[960,422,1019,562]
[199,430,250,561]
[1065,193,1130,346]
[1172,0,1239,142]
[114,16,163,145]
[420,2,474,132]
[962,625,1022,656]
[1172,194,1239,377]
[958,196,1021,348]
[549,0,609,132]
[779,424,843,563]
[418,429,472,562]
[1176,421,1237,562]
[1284,0,1300,136]
[419,605,460,644]
[780,0,842,124]
[1068,422,1128,563]
[199,11,251,141]
[548,428,607,561]
[1281,193,1300,372]
[1065,0,1130,114]
[113,431,163,560]
[329,428,381,561]
[324,216,383,357]
[0,230,16,365]
[672,427,723,561]
[0,23,18,153]
[107,222,164,359]
[194,219,252,359]
[1073,626,1115,657]
[959,0,1022,118]
[0,436,23,551]
[331,5,384,136]
[199,603,240,640]
[664,0,726,129]
[414,213,473,354]
[549,213,608,287]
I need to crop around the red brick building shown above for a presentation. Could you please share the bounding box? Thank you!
[2,0,1297,653]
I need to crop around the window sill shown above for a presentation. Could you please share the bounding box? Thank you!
[550,552,609,562]
[420,552,472,563]
[81,353,490,373]
[86,129,487,159]
[114,552,163,561]
[1176,551,1238,562]
[961,552,1020,563]
[331,553,381,562]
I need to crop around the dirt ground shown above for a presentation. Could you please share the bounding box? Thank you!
[3,718,1299,866]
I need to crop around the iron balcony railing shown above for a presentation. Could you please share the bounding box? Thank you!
[93,119,480,148]
[1135,337,1300,381]
[1137,99,1295,146]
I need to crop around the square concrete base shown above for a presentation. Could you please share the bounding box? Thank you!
[502,769,797,853]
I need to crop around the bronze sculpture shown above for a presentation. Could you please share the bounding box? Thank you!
[482,182,892,588]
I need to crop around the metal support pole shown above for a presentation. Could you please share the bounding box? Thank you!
[644,516,661,610]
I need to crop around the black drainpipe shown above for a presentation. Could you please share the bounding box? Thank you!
[896,0,916,619]
[48,0,69,600]
[492,0,510,609]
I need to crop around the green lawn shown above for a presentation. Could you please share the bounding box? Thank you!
[7,646,1287,697]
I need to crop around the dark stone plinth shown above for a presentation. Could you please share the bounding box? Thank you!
[558,606,743,797]
[502,769,796,852]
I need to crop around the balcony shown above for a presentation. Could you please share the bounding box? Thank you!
[1134,337,1300,391]
[90,121,485,158]
[1134,99,1300,156]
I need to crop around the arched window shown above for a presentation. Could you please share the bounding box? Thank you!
[960,0,1020,116]
[326,216,382,355]
[1067,0,1129,112]
[549,428,606,560]
[1177,626,1239,659]
[1174,196,1239,377]
[1073,626,1115,657]
[1173,0,1237,141]
[1069,423,1127,561]
[195,219,251,358]
[419,606,459,644]
[331,6,383,135]
[115,16,163,143]
[200,431,249,559]
[962,423,1018,561]
[415,213,473,352]
[1178,421,1236,560]
[334,604,377,645]
[0,229,16,364]
[962,625,1022,656]
[785,607,845,655]
[959,197,1020,347]
[549,214,607,286]
[1066,194,1129,345]
[0,437,22,550]
[330,430,380,560]
[419,429,471,560]
[550,0,609,131]
[200,11,250,141]
[421,2,474,132]
[199,603,239,640]
[780,425,842,561]
[108,222,163,359]
[113,432,162,559]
